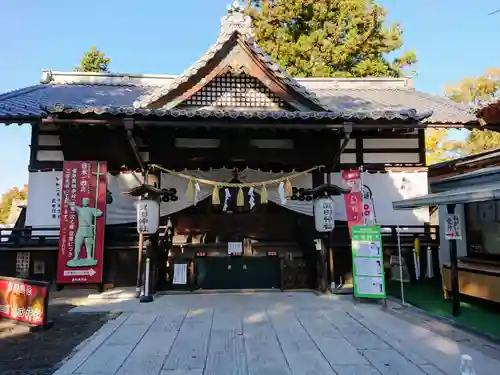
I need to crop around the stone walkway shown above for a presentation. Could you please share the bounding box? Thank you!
[54,292,500,375]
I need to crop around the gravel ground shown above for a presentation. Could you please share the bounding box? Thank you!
[0,304,119,375]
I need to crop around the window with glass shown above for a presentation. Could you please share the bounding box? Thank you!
[465,200,500,259]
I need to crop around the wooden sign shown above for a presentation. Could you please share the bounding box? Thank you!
[445,214,462,240]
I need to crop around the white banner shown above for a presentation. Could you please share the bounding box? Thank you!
[26,171,62,236]
[330,171,429,226]
[27,169,428,228]
[26,171,143,228]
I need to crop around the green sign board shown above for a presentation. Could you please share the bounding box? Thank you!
[351,225,386,299]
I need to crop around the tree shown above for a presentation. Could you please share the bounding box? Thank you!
[74,46,111,72]
[251,0,416,78]
[445,68,500,155]
[248,0,260,8]
[445,68,500,105]
[425,129,464,165]
[0,185,28,224]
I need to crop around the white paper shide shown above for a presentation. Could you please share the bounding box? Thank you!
[136,200,160,234]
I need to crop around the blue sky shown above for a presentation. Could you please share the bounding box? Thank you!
[0,0,499,194]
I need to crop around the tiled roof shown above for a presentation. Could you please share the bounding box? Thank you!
[44,105,429,123]
[0,3,478,126]
[310,86,476,124]
[134,2,327,111]
[0,73,477,125]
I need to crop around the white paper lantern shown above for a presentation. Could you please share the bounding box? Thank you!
[314,197,335,233]
[136,200,160,234]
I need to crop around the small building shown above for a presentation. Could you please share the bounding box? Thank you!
[0,4,479,291]
[394,100,500,308]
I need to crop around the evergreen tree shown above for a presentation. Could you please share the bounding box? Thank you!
[251,0,416,77]
[74,46,111,73]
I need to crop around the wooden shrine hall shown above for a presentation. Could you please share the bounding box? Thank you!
[0,2,480,292]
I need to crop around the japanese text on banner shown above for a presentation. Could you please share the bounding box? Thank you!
[342,169,363,234]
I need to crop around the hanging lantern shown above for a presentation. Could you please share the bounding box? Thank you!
[136,199,160,234]
[313,196,335,233]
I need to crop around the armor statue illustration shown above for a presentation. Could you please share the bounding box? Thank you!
[67,197,103,268]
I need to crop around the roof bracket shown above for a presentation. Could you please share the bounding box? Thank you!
[124,118,145,173]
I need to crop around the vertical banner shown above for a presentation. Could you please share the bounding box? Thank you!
[351,226,386,299]
[362,185,377,226]
[342,169,363,234]
[57,161,107,285]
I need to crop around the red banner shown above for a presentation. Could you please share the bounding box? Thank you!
[0,277,49,326]
[342,169,363,234]
[57,161,107,285]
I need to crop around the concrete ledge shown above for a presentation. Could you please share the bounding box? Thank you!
[87,288,136,300]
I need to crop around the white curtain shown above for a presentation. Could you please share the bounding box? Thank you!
[159,168,315,217]
[106,172,142,225]
[160,168,234,217]
[241,169,313,216]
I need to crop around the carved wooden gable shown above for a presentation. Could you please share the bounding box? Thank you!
[180,72,291,109]
[134,2,327,112]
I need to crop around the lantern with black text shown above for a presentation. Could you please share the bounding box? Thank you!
[136,200,160,234]
[314,196,335,232]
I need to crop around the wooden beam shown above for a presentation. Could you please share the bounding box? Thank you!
[124,118,146,172]
[29,122,39,171]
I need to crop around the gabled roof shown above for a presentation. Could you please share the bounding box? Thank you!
[0,2,477,126]
[133,2,328,112]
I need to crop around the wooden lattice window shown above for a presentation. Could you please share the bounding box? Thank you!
[183,72,288,108]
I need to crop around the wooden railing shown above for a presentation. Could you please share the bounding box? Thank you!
[0,226,142,249]
[0,224,439,251]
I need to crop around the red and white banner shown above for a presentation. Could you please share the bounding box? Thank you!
[0,276,49,326]
[57,161,107,285]
[342,169,363,234]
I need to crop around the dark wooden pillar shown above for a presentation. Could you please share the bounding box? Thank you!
[447,204,460,316]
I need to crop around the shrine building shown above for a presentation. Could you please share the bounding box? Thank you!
[0,3,481,292]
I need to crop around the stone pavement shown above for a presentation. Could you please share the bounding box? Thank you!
[54,292,500,375]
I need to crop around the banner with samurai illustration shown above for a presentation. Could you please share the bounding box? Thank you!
[56,161,107,285]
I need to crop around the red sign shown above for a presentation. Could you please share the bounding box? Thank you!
[57,161,107,284]
[342,169,363,234]
[0,277,49,326]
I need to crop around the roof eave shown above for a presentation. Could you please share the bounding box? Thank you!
[393,185,500,210]
[0,116,41,125]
